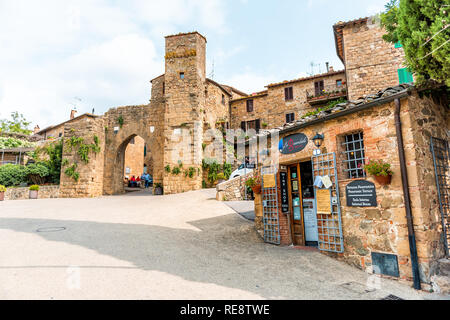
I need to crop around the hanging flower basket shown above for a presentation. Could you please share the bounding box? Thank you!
[251,185,262,194]
[374,174,392,185]
[364,160,393,186]
[245,174,262,195]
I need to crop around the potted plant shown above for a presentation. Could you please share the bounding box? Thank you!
[154,183,163,195]
[365,160,393,185]
[29,185,40,199]
[245,174,262,194]
[0,185,6,201]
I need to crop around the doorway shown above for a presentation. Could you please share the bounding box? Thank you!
[288,161,318,247]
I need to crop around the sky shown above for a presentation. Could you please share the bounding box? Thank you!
[0,0,389,129]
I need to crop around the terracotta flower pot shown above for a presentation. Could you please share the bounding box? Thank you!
[29,190,39,199]
[0,192,4,201]
[251,185,262,194]
[374,175,392,185]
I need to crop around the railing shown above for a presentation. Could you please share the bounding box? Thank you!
[306,87,347,104]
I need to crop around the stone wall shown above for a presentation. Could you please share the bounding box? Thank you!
[404,91,449,282]
[230,71,346,130]
[342,18,406,100]
[204,80,231,130]
[216,171,254,201]
[59,116,105,198]
[4,185,59,200]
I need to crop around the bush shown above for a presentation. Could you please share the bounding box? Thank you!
[29,185,40,191]
[0,185,6,192]
[44,140,63,184]
[217,172,226,181]
[0,164,27,187]
[0,136,35,149]
[25,162,49,185]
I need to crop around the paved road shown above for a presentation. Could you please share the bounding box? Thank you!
[0,189,431,300]
[224,201,255,221]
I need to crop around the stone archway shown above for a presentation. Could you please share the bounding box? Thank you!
[102,105,164,195]
[112,134,138,194]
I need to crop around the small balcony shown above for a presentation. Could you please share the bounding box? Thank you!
[306,87,347,106]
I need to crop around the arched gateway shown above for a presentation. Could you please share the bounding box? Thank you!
[58,31,234,198]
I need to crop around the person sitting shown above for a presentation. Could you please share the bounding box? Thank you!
[130,176,137,188]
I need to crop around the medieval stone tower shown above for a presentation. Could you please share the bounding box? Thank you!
[163,32,207,193]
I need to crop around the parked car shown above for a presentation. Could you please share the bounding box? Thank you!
[229,163,255,180]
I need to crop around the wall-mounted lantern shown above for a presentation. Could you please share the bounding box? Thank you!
[312,133,324,149]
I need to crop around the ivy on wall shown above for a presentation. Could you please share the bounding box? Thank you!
[62,133,101,182]
[202,159,232,184]
[164,162,200,179]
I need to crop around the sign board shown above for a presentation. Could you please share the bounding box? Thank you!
[280,133,308,155]
[280,172,289,213]
[316,189,332,215]
[263,174,276,189]
[346,180,377,207]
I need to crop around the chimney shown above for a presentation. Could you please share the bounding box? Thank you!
[70,109,77,120]
[326,62,329,73]
[33,125,40,134]
[329,66,335,73]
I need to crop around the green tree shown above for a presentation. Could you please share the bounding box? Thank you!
[380,0,450,86]
[0,111,32,135]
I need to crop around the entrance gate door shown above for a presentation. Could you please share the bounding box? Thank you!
[261,166,280,245]
[431,137,450,257]
[312,152,344,253]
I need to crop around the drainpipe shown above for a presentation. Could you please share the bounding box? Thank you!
[394,98,421,290]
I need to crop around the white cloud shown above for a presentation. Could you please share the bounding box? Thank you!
[367,4,385,15]
[0,0,228,128]
[224,72,277,95]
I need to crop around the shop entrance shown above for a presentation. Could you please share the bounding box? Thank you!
[288,161,318,247]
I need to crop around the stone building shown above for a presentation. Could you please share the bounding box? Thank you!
[333,16,410,100]
[249,83,448,289]
[58,31,240,197]
[230,69,347,130]
[231,16,448,291]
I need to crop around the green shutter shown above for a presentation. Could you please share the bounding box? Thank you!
[398,68,414,84]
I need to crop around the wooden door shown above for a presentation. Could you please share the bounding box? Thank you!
[288,164,305,246]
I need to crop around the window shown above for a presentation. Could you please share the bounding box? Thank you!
[286,113,295,123]
[179,72,185,79]
[241,119,261,133]
[314,80,324,96]
[394,41,403,48]
[162,82,165,95]
[336,79,343,87]
[246,99,254,113]
[342,132,366,179]
[130,137,135,145]
[58,132,62,137]
[284,87,294,101]
[222,94,225,105]
[398,68,414,84]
